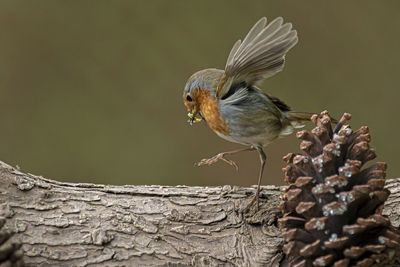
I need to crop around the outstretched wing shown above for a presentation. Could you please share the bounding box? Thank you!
[216,17,298,99]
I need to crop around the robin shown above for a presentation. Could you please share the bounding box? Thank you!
[182,17,312,208]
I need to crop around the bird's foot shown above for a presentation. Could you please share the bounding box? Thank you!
[244,187,262,211]
[195,153,238,171]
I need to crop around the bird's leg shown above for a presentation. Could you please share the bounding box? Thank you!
[246,146,266,210]
[195,146,256,171]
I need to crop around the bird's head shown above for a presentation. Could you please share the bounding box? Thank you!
[183,68,224,125]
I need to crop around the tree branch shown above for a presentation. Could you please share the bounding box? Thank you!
[0,160,399,266]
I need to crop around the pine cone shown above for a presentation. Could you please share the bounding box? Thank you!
[279,110,400,267]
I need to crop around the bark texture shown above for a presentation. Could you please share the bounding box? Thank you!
[0,160,399,266]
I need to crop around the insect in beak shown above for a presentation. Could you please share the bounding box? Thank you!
[187,111,202,125]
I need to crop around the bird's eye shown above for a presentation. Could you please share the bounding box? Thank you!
[186,95,193,102]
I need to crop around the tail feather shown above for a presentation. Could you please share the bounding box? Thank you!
[286,111,338,127]
[279,111,313,136]
[286,111,314,128]
[280,111,338,136]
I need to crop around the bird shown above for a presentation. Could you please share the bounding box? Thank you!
[182,17,313,208]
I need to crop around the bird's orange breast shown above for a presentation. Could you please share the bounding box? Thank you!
[194,89,230,135]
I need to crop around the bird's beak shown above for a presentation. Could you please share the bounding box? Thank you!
[187,108,202,125]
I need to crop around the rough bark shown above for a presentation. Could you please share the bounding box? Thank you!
[0,160,398,266]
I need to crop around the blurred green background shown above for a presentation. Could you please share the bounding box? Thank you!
[0,1,399,187]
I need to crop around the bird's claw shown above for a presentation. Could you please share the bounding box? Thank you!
[195,153,238,171]
[244,187,263,211]
[245,195,259,211]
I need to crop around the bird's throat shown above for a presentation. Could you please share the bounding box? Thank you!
[195,89,230,135]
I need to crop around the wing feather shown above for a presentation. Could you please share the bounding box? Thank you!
[227,17,267,67]
[226,39,241,68]
[217,17,298,99]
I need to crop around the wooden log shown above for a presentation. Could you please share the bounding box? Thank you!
[0,160,399,266]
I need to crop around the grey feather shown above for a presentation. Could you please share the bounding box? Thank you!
[232,17,284,65]
[218,87,286,145]
[226,40,242,68]
[224,17,298,86]
[236,17,267,57]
